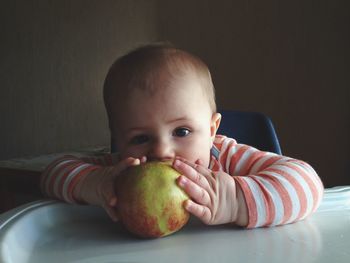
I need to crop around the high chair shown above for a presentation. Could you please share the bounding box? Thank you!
[217,110,282,154]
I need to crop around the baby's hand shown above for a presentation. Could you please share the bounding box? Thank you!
[74,156,146,222]
[173,157,247,226]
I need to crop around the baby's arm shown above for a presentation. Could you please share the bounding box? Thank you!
[215,136,323,227]
[40,154,144,221]
[175,136,324,228]
[232,151,323,228]
[41,154,119,202]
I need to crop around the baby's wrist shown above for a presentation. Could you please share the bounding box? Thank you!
[72,165,104,205]
[233,183,249,227]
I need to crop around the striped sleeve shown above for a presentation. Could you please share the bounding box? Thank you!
[213,135,324,228]
[40,153,118,203]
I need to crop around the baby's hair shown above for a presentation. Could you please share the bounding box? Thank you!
[103,42,216,128]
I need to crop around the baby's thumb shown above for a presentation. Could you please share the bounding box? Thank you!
[109,196,117,207]
[115,157,141,174]
[104,204,119,222]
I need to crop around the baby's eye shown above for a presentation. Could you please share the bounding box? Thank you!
[130,135,149,145]
[173,127,191,137]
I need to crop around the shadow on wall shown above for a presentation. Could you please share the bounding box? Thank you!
[0,0,158,160]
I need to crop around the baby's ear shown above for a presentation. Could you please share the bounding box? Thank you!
[210,112,222,139]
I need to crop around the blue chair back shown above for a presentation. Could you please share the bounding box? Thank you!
[217,110,282,154]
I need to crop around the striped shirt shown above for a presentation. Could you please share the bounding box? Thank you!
[210,135,323,228]
[40,134,323,228]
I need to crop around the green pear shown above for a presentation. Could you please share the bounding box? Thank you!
[115,161,190,238]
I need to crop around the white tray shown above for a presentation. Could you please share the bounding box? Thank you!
[1,186,350,263]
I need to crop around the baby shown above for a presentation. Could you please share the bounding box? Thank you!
[41,43,324,228]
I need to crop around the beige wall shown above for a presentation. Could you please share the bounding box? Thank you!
[1,0,349,187]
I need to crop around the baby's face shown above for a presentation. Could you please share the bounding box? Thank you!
[112,76,220,168]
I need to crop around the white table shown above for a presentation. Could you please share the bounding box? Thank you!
[1,186,349,263]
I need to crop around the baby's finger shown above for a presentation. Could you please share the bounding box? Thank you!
[140,156,147,163]
[173,159,210,190]
[184,200,212,225]
[195,159,204,166]
[114,157,141,175]
[103,204,119,222]
[176,158,212,178]
[177,158,217,189]
[99,183,117,205]
[178,175,211,206]
[109,196,117,207]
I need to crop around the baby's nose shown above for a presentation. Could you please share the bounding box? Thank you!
[148,140,175,161]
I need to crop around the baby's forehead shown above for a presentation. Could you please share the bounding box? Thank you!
[111,79,212,128]
[121,64,204,95]
[104,45,216,122]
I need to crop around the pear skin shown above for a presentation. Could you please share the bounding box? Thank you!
[116,161,190,238]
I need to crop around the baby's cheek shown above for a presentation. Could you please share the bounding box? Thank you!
[177,138,211,166]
